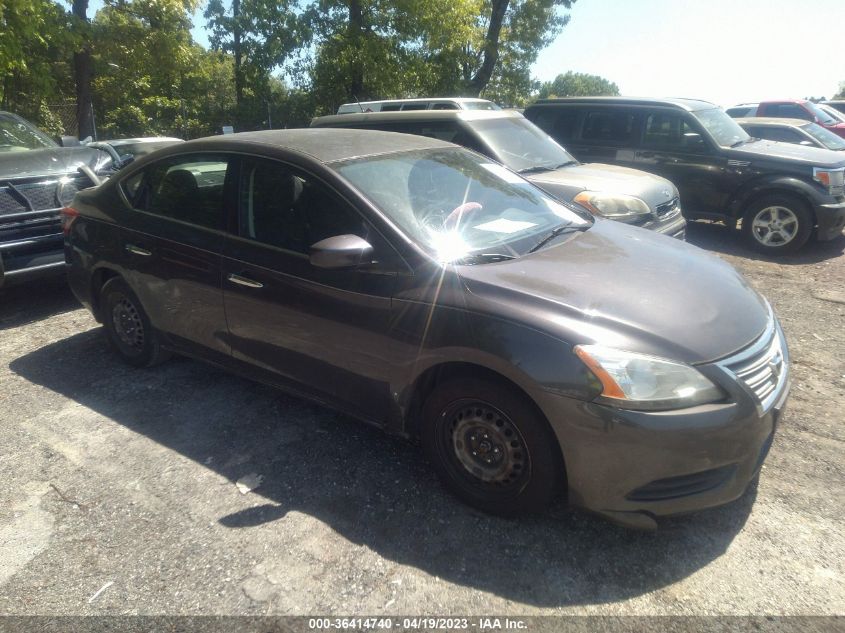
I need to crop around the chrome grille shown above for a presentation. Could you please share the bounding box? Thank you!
[0,178,83,215]
[654,196,681,219]
[720,319,788,413]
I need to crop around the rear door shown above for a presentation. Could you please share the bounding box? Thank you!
[117,153,233,357]
[220,155,405,422]
[567,107,642,168]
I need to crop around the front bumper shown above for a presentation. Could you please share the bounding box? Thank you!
[815,199,845,241]
[533,320,789,528]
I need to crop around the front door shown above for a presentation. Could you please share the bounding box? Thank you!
[220,156,405,422]
[633,111,727,216]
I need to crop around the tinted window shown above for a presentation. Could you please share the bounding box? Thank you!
[750,127,806,144]
[767,103,813,120]
[238,158,370,255]
[400,103,428,111]
[122,154,230,229]
[643,112,707,150]
[432,103,460,110]
[581,110,638,143]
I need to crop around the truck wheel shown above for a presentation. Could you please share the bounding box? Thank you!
[421,377,563,516]
[100,277,170,367]
[741,195,813,254]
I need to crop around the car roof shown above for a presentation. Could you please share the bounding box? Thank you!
[177,128,454,163]
[529,96,718,111]
[735,117,811,128]
[340,97,493,107]
[313,109,524,126]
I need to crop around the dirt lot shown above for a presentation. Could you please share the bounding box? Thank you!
[0,222,843,619]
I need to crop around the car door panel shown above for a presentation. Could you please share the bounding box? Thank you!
[221,157,401,423]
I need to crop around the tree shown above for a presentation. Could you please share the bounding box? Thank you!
[537,70,619,99]
[835,82,845,99]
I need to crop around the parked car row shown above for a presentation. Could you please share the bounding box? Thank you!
[60,125,792,530]
[523,97,845,253]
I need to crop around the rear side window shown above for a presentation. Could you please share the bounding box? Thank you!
[751,127,806,144]
[581,110,638,143]
[432,103,460,110]
[528,107,580,142]
[765,103,813,121]
[121,154,231,229]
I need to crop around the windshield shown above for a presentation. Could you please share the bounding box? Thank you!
[806,102,837,125]
[692,108,750,147]
[470,117,577,172]
[0,113,57,151]
[819,104,845,123]
[335,148,591,261]
[802,123,845,150]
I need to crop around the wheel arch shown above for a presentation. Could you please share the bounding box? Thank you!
[727,176,819,225]
[89,266,123,322]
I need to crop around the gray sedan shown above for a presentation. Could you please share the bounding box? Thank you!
[64,128,788,529]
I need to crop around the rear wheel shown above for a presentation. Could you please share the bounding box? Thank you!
[100,277,170,367]
[741,195,812,254]
[421,377,562,516]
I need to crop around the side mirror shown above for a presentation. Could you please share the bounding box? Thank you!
[118,154,135,168]
[683,132,706,148]
[59,136,81,147]
[799,140,814,146]
[309,234,374,269]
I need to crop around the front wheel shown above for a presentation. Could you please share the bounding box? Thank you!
[100,277,170,368]
[421,377,563,516]
[741,195,813,254]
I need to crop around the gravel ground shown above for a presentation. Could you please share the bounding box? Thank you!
[0,222,843,619]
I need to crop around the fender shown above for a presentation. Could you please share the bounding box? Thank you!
[727,174,825,221]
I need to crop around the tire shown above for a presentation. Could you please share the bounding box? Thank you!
[741,194,813,255]
[100,277,170,368]
[421,377,563,516]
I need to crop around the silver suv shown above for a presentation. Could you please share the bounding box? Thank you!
[312,109,686,237]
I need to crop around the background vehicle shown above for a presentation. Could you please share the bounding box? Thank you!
[726,103,759,118]
[336,97,500,114]
[818,103,845,124]
[64,128,787,530]
[823,100,845,116]
[524,97,845,254]
[752,100,845,139]
[737,117,845,152]
[313,109,685,238]
[0,111,118,288]
[95,136,183,160]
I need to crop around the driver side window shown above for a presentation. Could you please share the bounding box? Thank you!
[237,158,379,256]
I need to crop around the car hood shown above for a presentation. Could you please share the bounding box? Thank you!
[0,146,106,180]
[732,139,845,167]
[526,162,677,210]
[456,219,770,365]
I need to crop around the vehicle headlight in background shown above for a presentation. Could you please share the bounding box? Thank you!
[812,167,845,196]
[572,191,652,223]
[574,345,724,410]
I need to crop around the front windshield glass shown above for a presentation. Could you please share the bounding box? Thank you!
[335,148,591,262]
[819,104,845,123]
[806,102,837,125]
[693,108,750,147]
[0,113,57,151]
[802,123,845,150]
[470,117,577,172]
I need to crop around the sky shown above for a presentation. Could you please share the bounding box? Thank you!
[532,0,845,107]
[91,0,844,108]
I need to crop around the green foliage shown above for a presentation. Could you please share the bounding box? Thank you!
[537,70,619,99]
[835,82,845,99]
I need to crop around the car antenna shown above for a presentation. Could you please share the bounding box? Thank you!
[354,95,364,112]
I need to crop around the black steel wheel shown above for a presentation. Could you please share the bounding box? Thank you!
[100,277,170,367]
[422,377,562,515]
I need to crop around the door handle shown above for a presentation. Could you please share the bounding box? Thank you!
[125,243,152,256]
[227,273,264,289]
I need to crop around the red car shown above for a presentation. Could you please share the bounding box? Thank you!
[755,100,845,139]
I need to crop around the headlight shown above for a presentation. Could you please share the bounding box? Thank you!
[572,191,652,222]
[812,167,844,196]
[574,345,724,410]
